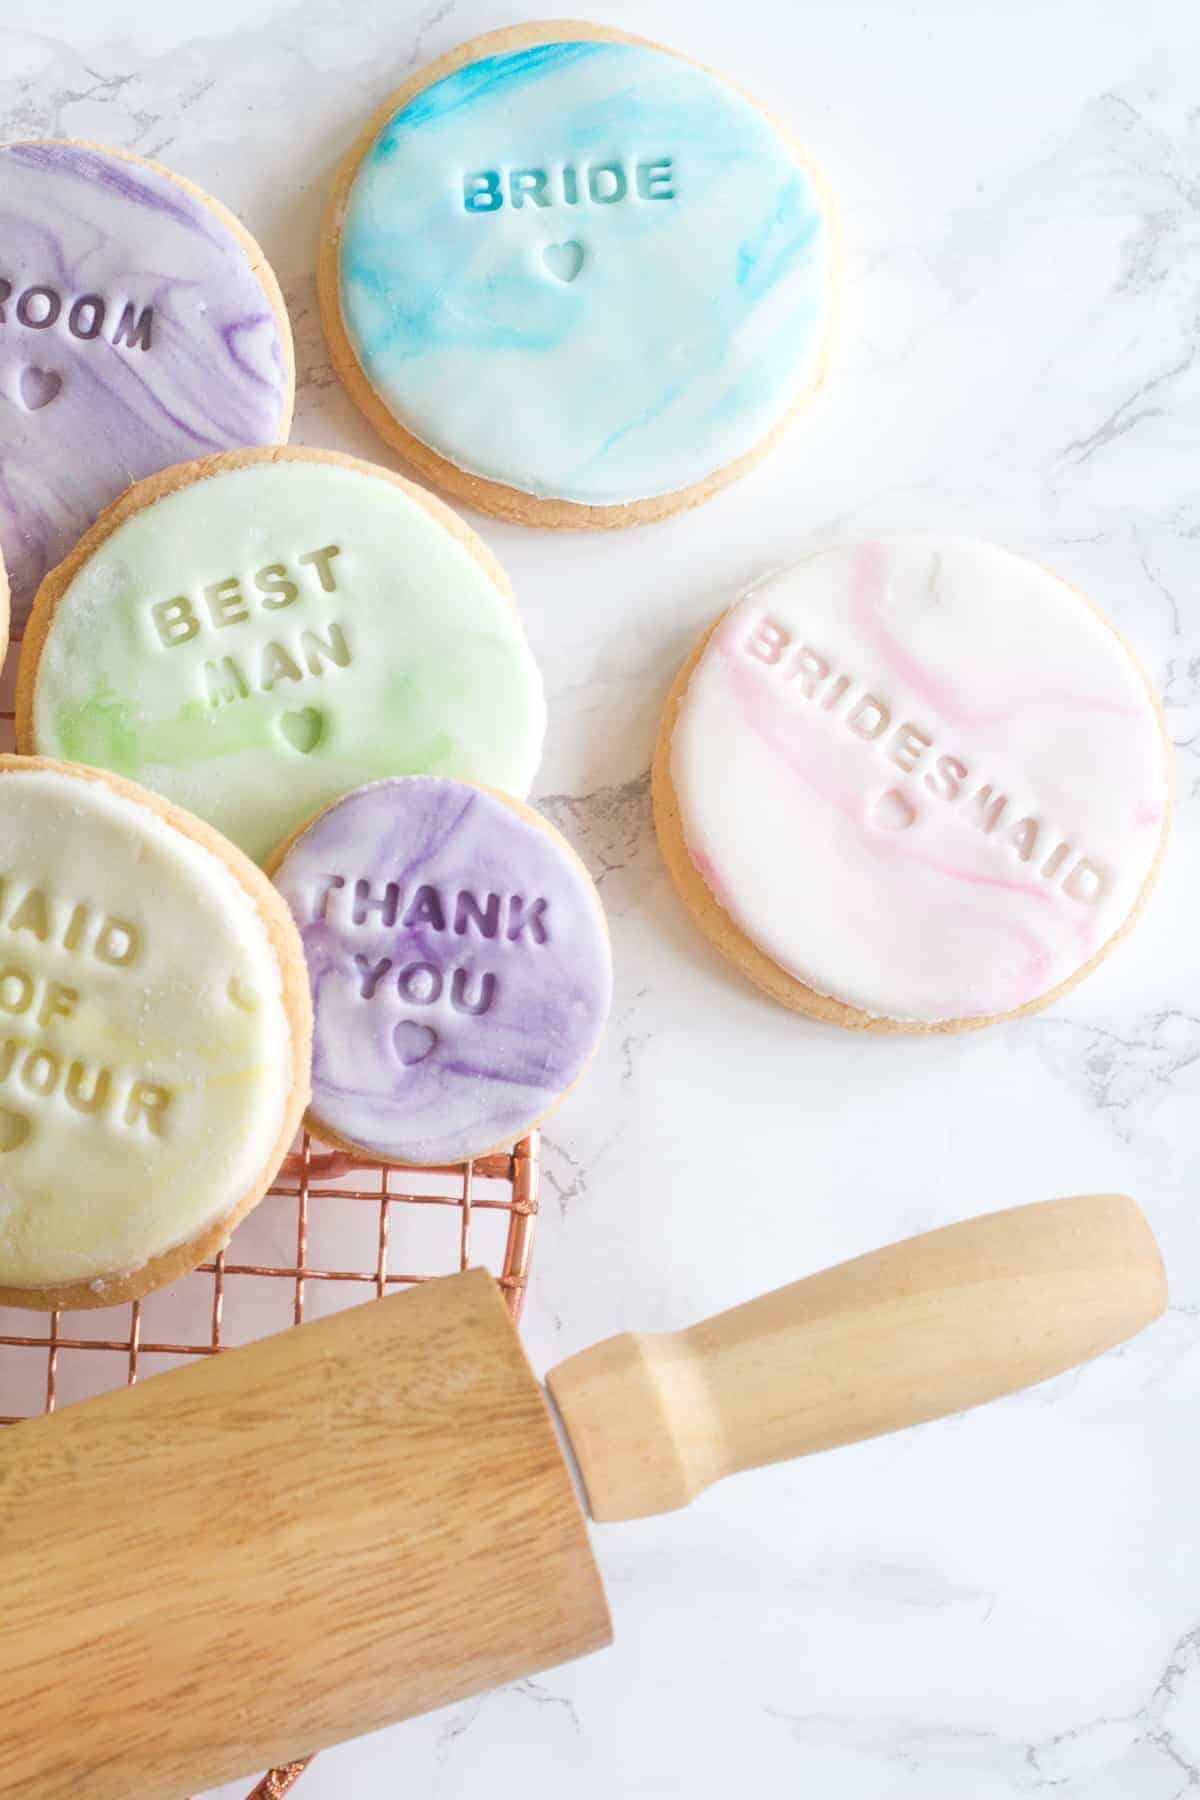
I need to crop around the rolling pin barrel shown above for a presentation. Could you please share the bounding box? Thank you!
[0,1269,610,1800]
[0,1192,1166,1797]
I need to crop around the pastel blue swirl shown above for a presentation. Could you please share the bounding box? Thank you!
[339,39,832,505]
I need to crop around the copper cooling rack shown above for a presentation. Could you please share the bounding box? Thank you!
[0,1132,538,1430]
[0,1130,539,1798]
[0,665,540,1796]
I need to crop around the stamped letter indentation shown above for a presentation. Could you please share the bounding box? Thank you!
[462,159,675,213]
[736,622,1109,902]
[871,789,918,832]
[18,367,61,411]
[280,708,324,755]
[543,241,584,284]
[394,1020,437,1066]
[147,545,355,716]
[0,882,172,1138]
[0,279,153,350]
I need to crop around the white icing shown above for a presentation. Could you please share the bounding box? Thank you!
[670,537,1169,1022]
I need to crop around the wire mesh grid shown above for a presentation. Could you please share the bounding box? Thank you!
[0,672,540,1797]
[0,1130,540,1797]
[0,1129,539,1425]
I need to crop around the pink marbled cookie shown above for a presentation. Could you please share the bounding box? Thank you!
[656,536,1171,1030]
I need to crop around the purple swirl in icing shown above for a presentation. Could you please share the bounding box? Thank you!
[0,141,289,623]
[272,776,613,1165]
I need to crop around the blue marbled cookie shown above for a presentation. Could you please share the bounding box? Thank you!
[336,33,833,509]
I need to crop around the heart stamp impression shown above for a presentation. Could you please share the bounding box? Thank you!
[18,367,62,411]
[393,1020,437,1067]
[871,789,918,832]
[280,707,324,755]
[542,241,584,283]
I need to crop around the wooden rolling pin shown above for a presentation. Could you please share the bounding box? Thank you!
[0,1192,1165,1800]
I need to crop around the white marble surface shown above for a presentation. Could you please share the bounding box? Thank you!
[4,1,1200,1795]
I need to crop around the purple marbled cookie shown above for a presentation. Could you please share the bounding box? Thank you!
[0,141,291,623]
[272,776,612,1165]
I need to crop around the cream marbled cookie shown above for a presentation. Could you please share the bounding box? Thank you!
[0,758,310,1311]
[17,447,546,865]
[0,139,294,627]
[320,21,835,527]
[654,537,1172,1031]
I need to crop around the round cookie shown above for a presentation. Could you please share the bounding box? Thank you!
[17,447,546,866]
[655,537,1172,1031]
[0,543,9,665]
[0,757,310,1311]
[268,776,612,1165]
[320,21,835,527]
[0,139,294,627]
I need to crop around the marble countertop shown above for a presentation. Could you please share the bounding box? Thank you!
[4,1,1199,1795]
